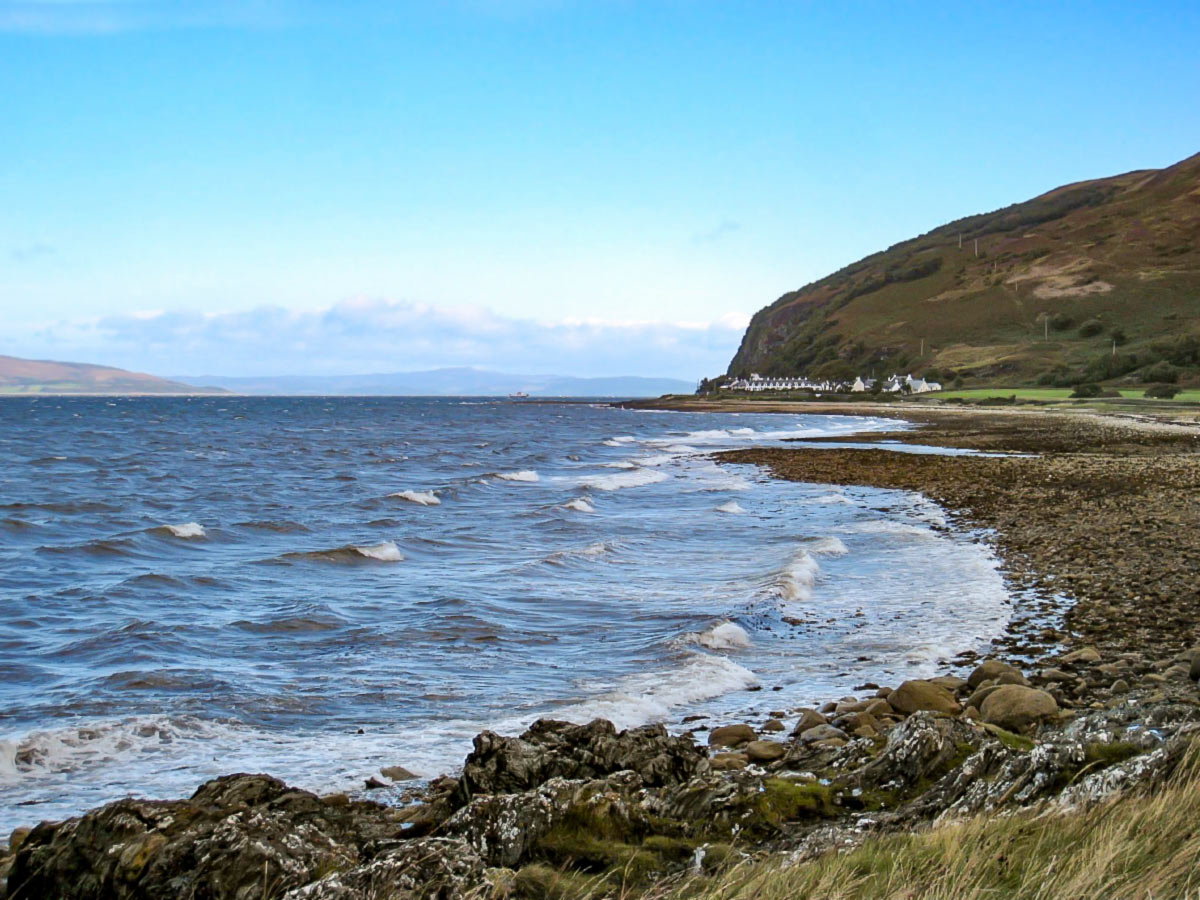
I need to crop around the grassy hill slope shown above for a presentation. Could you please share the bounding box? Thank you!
[0,355,226,394]
[728,151,1200,387]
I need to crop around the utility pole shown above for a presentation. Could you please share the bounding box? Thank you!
[1113,339,1117,357]
[1045,317,1049,341]
[920,338,925,357]
[974,238,979,257]
[958,233,963,250]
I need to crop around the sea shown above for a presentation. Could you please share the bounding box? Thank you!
[0,396,1014,834]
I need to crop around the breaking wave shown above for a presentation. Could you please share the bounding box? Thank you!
[390,490,441,506]
[579,469,668,491]
[162,522,206,539]
[495,470,540,482]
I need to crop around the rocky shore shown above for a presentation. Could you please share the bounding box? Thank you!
[3,407,1200,900]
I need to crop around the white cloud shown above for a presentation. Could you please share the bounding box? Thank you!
[12,298,745,379]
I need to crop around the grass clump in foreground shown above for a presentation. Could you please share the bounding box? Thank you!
[652,742,1200,900]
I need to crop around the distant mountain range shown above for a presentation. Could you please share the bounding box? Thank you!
[0,355,226,394]
[730,150,1200,385]
[171,368,695,397]
[0,355,693,397]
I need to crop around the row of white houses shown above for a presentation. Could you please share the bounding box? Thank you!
[721,373,942,394]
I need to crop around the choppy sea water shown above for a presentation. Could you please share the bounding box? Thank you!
[0,397,1013,833]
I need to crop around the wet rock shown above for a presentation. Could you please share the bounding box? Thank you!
[745,741,786,763]
[761,719,785,733]
[1039,668,1074,684]
[458,719,707,802]
[887,680,961,715]
[707,724,756,749]
[6,774,400,900]
[980,685,1059,733]
[1110,679,1130,694]
[968,660,1026,689]
[380,766,418,782]
[928,675,967,692]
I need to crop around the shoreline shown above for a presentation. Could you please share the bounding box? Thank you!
[4,405,1200,898]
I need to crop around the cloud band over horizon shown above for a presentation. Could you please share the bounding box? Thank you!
[10,298,747,380]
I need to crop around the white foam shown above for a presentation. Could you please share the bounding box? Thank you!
[808,536,849,556]
[728,427,755,436]
[600,460,638,469]
[609,435,636,443]
[839,519,932,538]
[810,492,853,505]
[354,541,404,562]
[579,469,669,491]
[545,540,616,564]
[633,454,676,467]
[164,522,206,539]
[390,490,441,506]
[533,654,760,732]
[774,550,821,602]
[496,470,540,482]
[563,498,596,513]
[716,500,746,514]
[687,621,752,650]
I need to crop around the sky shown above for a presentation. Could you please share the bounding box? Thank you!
[2,1,1198,379]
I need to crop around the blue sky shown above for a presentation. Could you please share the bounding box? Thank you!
[2,1,1198,378]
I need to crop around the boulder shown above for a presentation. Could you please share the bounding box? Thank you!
[968,660,1026,689]
[710,752,748,771]
[799,724,848,743]
[928,675,968,692]
[744,740,786,763]
[857,712,981,791]
[967,684,1003,712]
[791,709,828,735]
[707,723,757,748]
[380,765,418,782]
[760,719,785,733]
[1039,668,1074,684]
[980,685,1059,733]
[1061,646,1102,665]
[458,718,707,802]
[887,680,961,715]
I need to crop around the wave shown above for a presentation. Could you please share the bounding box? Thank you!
[544,541,618,565]
[681,621,752,650]
[579,469,668,491]
[162,522,206,539]
[235,520,311,533]
[278,541,404,564]
[562,498,596,513]
[599,460,638,468]
[540,654,760,732]
[390,490,441,506]
[807,536,849,556]
[715,500,746,514]
[495,470,539,482]
[773,549,821,603]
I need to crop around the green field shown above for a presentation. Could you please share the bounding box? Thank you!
[926,387,1200,403]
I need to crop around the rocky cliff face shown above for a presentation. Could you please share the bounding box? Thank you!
[727,152,1200,385]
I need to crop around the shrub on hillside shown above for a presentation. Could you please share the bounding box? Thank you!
[1078,319,1104,338]
[923,368,941,382]
[1071,383,1103,398]
[1144,384,1180,399]
[1111,327,1128,346]
[1048,313,1074,331]
[1142,361,1180,383]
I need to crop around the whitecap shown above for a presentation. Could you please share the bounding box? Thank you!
[532,654,760,732]
[774,550,820,602]
[563,498,596,513]
[164,522,206,539]
[684,621,752,650]
[579,469,669,491]
[354,541,404,562]
[807,536,849,556]
[715,500,746,514]
[495,470,540,482]
[390,490,441,506]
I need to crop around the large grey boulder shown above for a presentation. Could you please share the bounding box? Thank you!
[980,685,1059,733]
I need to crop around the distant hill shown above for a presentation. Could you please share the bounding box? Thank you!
[728,151,1200,387]
[172,368,696,397]
[0,355,226,394]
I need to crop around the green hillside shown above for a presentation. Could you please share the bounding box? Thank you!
[728,151,1200,388]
